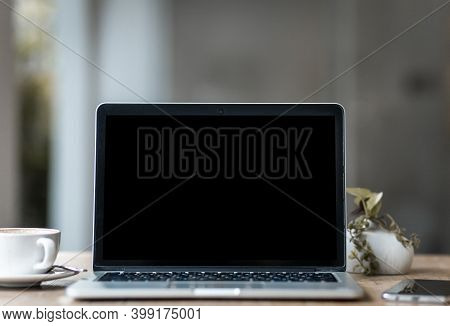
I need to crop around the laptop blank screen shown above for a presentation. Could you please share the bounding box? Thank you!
[96,109,344,268]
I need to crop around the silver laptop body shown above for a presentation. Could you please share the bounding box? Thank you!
[66,103,363,300]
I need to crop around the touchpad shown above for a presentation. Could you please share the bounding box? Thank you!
[170,282,264,289]
[101,282,169,289]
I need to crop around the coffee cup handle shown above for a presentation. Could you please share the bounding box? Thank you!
[33,238,57,273]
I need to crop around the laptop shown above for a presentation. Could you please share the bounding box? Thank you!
[66,103,363,299]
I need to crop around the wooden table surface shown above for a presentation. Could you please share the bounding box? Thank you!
[1,252,449,306]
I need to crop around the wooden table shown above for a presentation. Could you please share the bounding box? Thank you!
[1,253,449,306]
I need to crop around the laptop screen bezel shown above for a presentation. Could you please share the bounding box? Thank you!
[92,103,346,272]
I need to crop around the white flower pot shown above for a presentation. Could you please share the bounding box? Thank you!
[346,229,414,274]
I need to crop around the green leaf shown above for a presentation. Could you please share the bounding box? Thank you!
[353,197,362,207]
[371,201,382,217]
[366,192,383,211]
[346,187,372,199]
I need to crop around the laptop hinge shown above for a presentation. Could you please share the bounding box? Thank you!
[95,267,319,273]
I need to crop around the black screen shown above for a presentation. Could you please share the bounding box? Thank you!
[96,110,343,268]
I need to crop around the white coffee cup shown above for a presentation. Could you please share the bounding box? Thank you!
[0,228,61,276]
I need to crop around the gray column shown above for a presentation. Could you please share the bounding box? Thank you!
[0,0,19,227]
[49,0,97,250]
[49,0,172,250]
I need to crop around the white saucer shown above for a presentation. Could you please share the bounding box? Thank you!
[0,270,78,288]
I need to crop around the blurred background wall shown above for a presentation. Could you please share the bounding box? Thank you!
[0,0,449,252]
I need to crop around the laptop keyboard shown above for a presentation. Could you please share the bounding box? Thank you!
[97,272,337,283]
